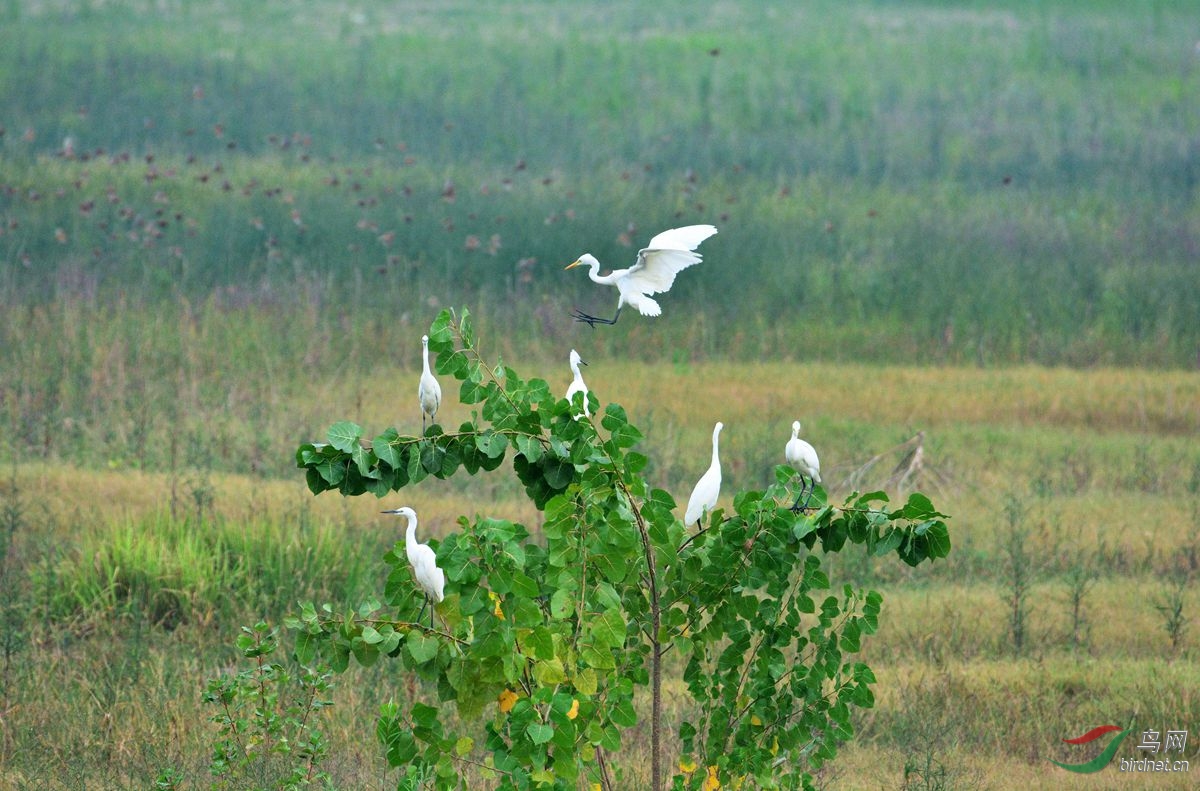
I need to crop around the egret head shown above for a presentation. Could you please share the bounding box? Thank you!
[792,420,802,434]
[569,349,586,367]
[565,253,598,271]
[421,334,429,346]
[381,506,416,520]
[714,421,724,435]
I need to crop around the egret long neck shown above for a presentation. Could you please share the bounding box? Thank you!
[422,344,432,375]
[405,515,418,553]
[587,260,618,285]
[710,430,721,468]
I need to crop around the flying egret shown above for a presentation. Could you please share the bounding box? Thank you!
[418,334,441,431]
[564,224,718,327]
[684,421,723,527]
[565,349,590,418]
[381,506,445,628]
[785,421,822,512]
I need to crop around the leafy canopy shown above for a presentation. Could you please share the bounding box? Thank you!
[293,308,950,790]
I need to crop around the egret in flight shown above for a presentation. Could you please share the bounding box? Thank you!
[565,224,718,327]
[684,421,723,527]
[381,506,445,628]
[785,421,821,512]
[418,334,441,431]
[565,349,590,418]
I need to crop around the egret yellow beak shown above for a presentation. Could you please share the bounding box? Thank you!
[564,259,582,270]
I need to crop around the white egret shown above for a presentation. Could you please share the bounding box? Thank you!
[684,421,724,527]
[381,506,445,627]
[785,421,822,511]
[418,334,441,432]
[564,224,718,327]
[565,349,590,418]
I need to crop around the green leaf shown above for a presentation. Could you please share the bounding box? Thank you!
[294,631,316,665]
[854,490,890,508]
[478,430,508,459]
[373,429,402,468]
[533,657,567,685]
[314,456,347,486]
[923,520,952,559]
[515,434,544,464]
[428,309,454,348]
[305,466,327,495]
[542,458,574,491]
[550,589,574,619]
[407,632,439,664]
[609,697,637,728]
[526,722,554,745]
[380,723,418,766]
[580,644,615,670]
[527,627,555,660]
[511,571,540,598]
[351,444,379,478]
[574,667,598,696]
[872,526,904,556]
[589,609,626,650]
[327,421,363,453]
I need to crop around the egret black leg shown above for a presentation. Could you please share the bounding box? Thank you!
[790,476,812,513]
[569,306,621,327]
[417,594,429,627]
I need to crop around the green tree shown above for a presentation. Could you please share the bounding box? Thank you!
[293,309,950,790]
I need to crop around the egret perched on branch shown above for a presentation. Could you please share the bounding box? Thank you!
[418,334,441,431]
[564,224,718,327]
[684,422,723,527]
[381,506,445,628]
[785,421,822,512]
[565,349,590,418]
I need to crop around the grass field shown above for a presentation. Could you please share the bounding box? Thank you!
[2,361,1198,788]
[2,0,1200,789]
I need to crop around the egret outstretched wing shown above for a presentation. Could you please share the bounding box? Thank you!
[565,224,717,326]
[625,224,718,296]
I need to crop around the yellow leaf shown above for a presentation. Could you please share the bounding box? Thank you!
[567,699,580,720]
[498,689,518,713]
[489,590,504,619]
[679,756,698,773]
[702,765,721,791]
[750,714,762,726]
[590,784,601,791]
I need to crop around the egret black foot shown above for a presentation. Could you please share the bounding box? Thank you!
[570,308,618,327]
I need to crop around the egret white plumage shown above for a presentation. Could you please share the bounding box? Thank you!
[564,224,718,327]
[684,421,723,527]
[785,421,822,512]
[381,506,445,627]
[565,349,590,418]
[418,334,441,431]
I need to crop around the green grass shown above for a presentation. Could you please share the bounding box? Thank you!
[3,1,1200,368]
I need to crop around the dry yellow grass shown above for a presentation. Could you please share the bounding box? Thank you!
[3,361,1197,788]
